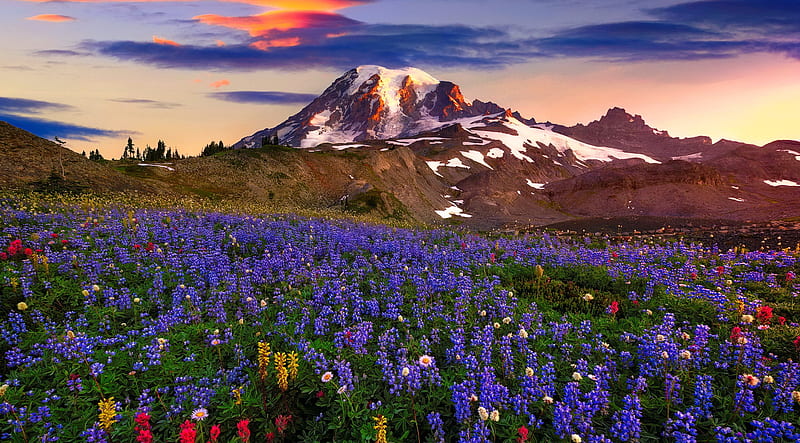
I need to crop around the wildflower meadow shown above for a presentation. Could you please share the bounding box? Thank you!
[1,193,799,442]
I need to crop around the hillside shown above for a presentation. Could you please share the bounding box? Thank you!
[0,121,156,193]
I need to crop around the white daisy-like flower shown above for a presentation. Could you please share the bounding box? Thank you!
[191,407,208,421]
[321,371,334,383]
[418,355,434,368]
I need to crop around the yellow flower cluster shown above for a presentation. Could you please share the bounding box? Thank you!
[288,351,299,381]
[257,342,271,381]
[373,415,388,443]
[274,352,289,391]
[98,397,118,431]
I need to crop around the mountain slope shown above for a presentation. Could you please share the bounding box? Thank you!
[0,121,155,192]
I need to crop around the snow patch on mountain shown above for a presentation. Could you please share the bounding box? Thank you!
[435,204,472,219]
[764,179,800,187]
[460,150,493,169]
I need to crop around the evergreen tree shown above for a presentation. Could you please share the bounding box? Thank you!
[123,137,134,159]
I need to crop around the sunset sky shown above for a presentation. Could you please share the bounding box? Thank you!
[2,0,799,158]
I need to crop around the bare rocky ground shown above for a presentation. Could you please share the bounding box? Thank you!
[540,216,800,251]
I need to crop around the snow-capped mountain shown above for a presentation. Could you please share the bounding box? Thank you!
[226,65,800,228]
[233,65,503,148]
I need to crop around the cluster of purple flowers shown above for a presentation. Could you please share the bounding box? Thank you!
[0,199,798,441]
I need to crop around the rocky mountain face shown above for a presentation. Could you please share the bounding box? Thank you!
[227,66,800,228]
[233,66,504,149]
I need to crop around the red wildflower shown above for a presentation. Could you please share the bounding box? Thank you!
[266,432,275,443]
[209,424,221,442]
[23,248,32,256]
[756,306,773,324]
[236,419,250,442]
[145,242,155,252]
[50,233,59,238]
[794,336,800,351]
[179,420,196,443]
[608,301,619,315]
[517,425,529,442]
[489,253,496,263]
[315,390,325,398]
[730,326,743,342]
[136,429,153,443]
[786,271,796,281]
[134,412,152,443]
[612,251,619,258]
[716,265,725,276]
[690,272,698,280]
[777,316,786,326]
[275,415,292,434]
[61,239,69,244]
[0,252,6,261]
[133,244,141,250]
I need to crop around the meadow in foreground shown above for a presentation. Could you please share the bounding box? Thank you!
[1,194,799,442]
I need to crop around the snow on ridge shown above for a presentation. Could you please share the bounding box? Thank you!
[446,158,470,169]
[764,179,800,187]
[466,113,660,165]
[138,163,174,171]
[486,148,504,159]
[435,204,472,219]
[460,150,493,169]
[392,137,448,146]
[672,152,703,161]
[332,143,369,150]
[426,161,443,177]
[728,197,745,202]
[778,149,800,161]
[526,179,545,189]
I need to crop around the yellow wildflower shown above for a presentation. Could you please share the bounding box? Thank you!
[16,302,28,311]
[288,351,299,381]
[257,342,271,381]
[98,397,118,431]
[274,352,289,391]
[373,415,388,443]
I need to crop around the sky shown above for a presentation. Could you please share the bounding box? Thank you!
[2,0,800,158]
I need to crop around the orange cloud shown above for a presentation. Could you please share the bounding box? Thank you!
[195,10,359,37]
[26,14,76,22]
[216,40,226,47]
[218,0,371,11]
[249,37,301,50]
[153,36,181,46]
[23,0,369,7]
[210,79,230,89]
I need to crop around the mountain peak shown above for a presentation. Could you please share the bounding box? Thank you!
[351,65,440,88]
[234,66,503,148]
[598,107,647,128]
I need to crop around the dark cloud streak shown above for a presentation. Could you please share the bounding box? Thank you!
[0,97,74,114]
[209,91,318,105]
[108,98,182,109]
[0,113,132,142]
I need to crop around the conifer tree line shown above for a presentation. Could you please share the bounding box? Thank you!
[121,137,182,161]
[82,149,104,161]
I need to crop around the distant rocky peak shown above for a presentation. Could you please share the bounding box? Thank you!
[596,107,648,129]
